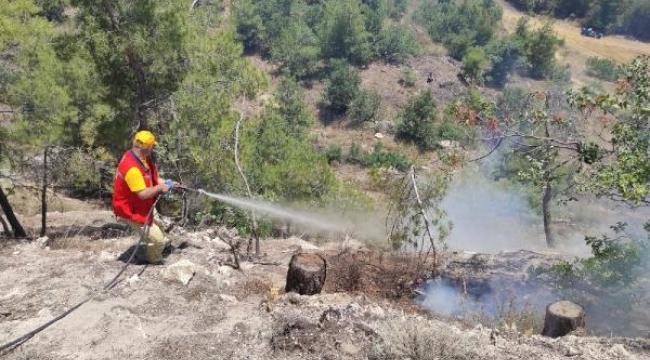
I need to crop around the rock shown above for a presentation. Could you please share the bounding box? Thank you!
[341,238,367,252]
[36,236,51,249]
[340,342,360,355]
[211,237,231,251]
[161,259,207,286]
[374,132,384,139]
[99,251,117,262]
[219,294,238,303]
[365,305,386,319]
[127,274,140,285]
[38,308,52,318]
[566,346,583,357]
[217,266,233,278]
[608,344,630,358]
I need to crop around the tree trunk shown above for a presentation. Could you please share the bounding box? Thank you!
[285,253,327,295]
[0,187,26,238]
[542,301,585,338]
[542,173,556,248]
[40,146,48,237]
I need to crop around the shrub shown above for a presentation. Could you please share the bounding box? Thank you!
[324,144,342,164]
[585,57,621,82]
[461,46,486,84]
[534,222,648,289]
[399,66,417,87]
[396,90,438,150]
[376,24,420,64]
[348,89,381,125]
[362,150,411,172]
[323,59,361,113]
[346,143,364,164]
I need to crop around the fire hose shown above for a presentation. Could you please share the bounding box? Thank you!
[0,191,173,355]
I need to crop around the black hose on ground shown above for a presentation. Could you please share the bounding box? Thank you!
[0,196,162,355]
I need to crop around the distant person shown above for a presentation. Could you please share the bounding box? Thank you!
[112,130,181,264]
[427,72,434,84]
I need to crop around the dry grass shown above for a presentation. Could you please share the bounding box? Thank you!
[370,318,479,360]
[231,277,272,300]
[495,0,650,87]
[325,251,433,305]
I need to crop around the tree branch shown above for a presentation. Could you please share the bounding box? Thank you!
[409,166,437,262]
[234,108,260,257]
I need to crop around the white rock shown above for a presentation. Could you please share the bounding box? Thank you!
[340,342,360,355]
[36,236,51,249]
[99,251,117,262]
[218,294,238,303]
[202,235,211,242]
[161,259,208,286]
[608,344,630,358]
[37,308,53,318]
[365,305,386,319]
[374,132,384,139]
[211,238,231,251]
[127,274,140,284]
[217,266,233,278]
[12,251,20,256]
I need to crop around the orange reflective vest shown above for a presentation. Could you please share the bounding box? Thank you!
[112,150,159,225]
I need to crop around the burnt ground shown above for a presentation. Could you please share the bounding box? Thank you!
[1,211,650,360]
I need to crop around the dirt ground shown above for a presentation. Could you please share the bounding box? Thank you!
[1,211,650,360]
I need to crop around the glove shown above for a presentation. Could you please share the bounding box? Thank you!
[165,179,174,198]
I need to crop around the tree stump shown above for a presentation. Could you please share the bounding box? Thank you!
[285,253,327,295]
[542,301,585,338]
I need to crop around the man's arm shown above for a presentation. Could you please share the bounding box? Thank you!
[136,183,169,200]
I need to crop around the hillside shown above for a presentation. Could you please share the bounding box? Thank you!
[2,215,650,359]
[3,1,650,358]
[495,0,650,87]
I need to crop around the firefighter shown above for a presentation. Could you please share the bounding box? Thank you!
[112,130,180,264]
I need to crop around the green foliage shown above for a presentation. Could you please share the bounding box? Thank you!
[585,57,621,82]
[346,143,364,164]
[485,36,523,88]
[270,18,321,78]
[247,110,336,202]
[516,19,562,80]
[318,0,374,66]
[323,59,361,113]
[376,24,420,64]
[348,89,381,125]
[504,0,650,41]
[325,144,343,164]
[568,55,650,205]
[416,0,502,60]
[399,66,417,87]
[34,0,69,21]
[540,223,648,288]
[381,168,452,252]
[275,77,314,136]
[362,143,411,171]
[231,0,264,52]
[396,90,438,150]
[461,46,486,84]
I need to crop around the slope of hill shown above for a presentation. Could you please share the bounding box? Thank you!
[2,221,650,359]
[495,0,650,86]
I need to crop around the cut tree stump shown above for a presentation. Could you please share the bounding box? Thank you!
[542,300,585,338]
[285,253,327,295]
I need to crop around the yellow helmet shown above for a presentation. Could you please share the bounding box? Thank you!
[133,130,158,148]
